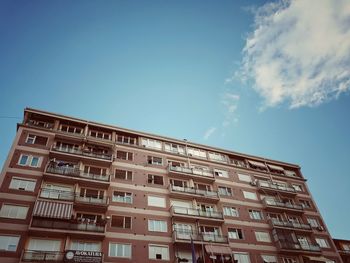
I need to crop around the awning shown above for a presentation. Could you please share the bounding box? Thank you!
[33,200,73,219]
[267,164,284,171]
[205,245,232,255]
[248,160,266,169]
[304,256,331,262]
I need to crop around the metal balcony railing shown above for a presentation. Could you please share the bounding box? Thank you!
[263,199,304,211]
[169,185,219,199]
[31,218,105,233]
[276,241,321,252]
[39,188,109,205]
[258,181,296,194]
[45,166,110,182]
[51,146,113,161]
[171,206,223,220]
[270,219,312,231]
[169,166,214,179]
[21,250,64,262]
[173,230,228,244]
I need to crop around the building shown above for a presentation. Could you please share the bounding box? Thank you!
[0,108,343,263]
[333,239,350,263]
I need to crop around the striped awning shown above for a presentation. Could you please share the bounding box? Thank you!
[267,164,284,171]
[248,160,266,169]
[33,200,73,219]
[205,245,232,255]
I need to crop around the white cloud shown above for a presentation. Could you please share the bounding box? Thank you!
[221,92,240,126]
[239,0,350,109]
[203,127,217,140]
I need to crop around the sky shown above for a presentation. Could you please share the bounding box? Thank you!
[0,0,349,239]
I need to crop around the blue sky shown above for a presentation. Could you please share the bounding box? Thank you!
[0,0,349,239]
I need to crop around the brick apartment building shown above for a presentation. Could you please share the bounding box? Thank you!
[0,108,344,263]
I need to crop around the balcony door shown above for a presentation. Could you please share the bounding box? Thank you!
[41,184,73,200]
[27,239,62,261]
[297,236,310,249]
[174,223,193,240]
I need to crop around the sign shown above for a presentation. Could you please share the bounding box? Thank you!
[64,250,103,263]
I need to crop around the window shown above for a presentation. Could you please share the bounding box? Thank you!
[28,238,61,252]
[342,244,350,251]
[282,257,297,263]
[249,210,263,220]
[0,204,28,219]
[148,219,167,232]
[238,173,252,182]
[18,154,41,167]
[111,216,131,228]
[89,130,111,140]
[255,231,271,242]
[117,135,136,145]
[261,255,277,263]
[233,253,250,263]
[116,151,133,161]
[113,191,132,203]
[170,179,187,188]
[208,152,227,162]
[316,238,329,248]
[243,191,258,200]
[84,166,107,176]
[60,124,83,134]
[218,186,232,196]
[109,243,131,258]
[223,207,239,217]
[228,228,244,239]
[71,241,101,252]
[9,177,36,191]
[187,147,207,158]
[148,174,164,185]
[299,199,312,209]
[164,143,185,155]
[292,184,303,192]
[141,138,162,150]
[115,169,132,180]
[285,170,297,177]
[148,156,163,165]
[214,169,229,178]
[148,196,166,208]
[25,134,48,145]
[307,218,320,228]
[0,235,20,251]
[149,245,169,260]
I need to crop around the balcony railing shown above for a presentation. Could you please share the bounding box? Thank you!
[31,218,105,233]
[46,166,110,182]
[171,206,223,220]
[258,181,296,194]
[169,166,214,179]
[339,250,350,254]
[39,189,109,205]
[270,219,312,231]
[173,230,228,244]
[169,185,219,199]
[263,199,304,211]
[276,241,321,252]
[51,146,113,161]
[21,250,64,262]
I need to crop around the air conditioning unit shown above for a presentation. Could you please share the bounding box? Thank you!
[250,180,257,186]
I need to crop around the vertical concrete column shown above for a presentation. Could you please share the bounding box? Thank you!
[112,131,116,143]
[189,179,194,188]
[84,124,89,137]
[54,120,60,130]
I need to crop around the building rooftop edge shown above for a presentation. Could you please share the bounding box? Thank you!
[24,107,301,169]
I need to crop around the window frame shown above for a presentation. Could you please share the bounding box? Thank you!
[0,204,29,219]
[9,177,36,192]
[108,242,132,258]
[148,244,170,260]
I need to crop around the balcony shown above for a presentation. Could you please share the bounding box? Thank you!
[171,206,224,222]
[21,250,63,262]
[45,166,110,186]
[263,199,304,214]
[39,189,108,204]
[25,120,54,130]
[51,146,113,161]
[168,166,215,182]
[257,181,296,196]
[169,185,219,201]
[269,219,312,232]
[276,241,321,254]
[173,230,228,244]
[30,218,105,234]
